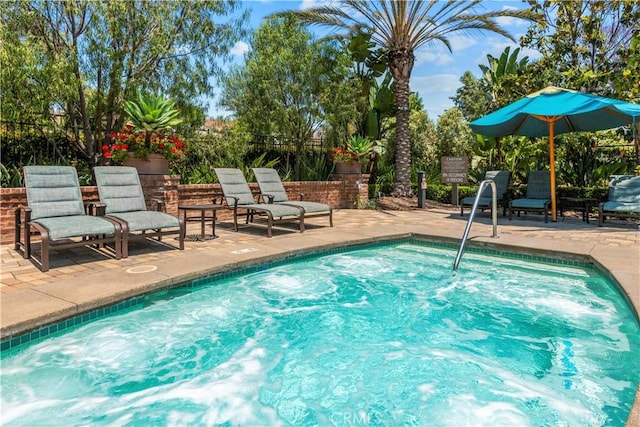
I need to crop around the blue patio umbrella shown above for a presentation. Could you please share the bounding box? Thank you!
[470,86,640,221]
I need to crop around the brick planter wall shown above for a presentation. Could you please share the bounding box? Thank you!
[1,176,368,244]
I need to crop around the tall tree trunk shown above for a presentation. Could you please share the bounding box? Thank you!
[389,49,414,197]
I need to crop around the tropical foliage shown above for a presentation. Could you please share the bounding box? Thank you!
[101,94,186,163]
[277,0,532,196]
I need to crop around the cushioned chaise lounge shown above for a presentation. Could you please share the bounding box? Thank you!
[214,168,305,237]
[460,170,511,217]
[15,165,122,271]
[252,167,333,227]
[599,175,640,226]
[93,166,185,257]
[508,170,552,223]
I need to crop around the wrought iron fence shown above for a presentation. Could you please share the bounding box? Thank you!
[247,135,326,152]
[0,120,77,167]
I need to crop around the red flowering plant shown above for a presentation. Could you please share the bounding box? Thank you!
[329,146,358,164]
[329,136,375,165]
[101,124,185,163]
[101,94,186,163]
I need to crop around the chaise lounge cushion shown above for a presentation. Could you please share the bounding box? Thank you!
[510,198,549,209]
[19,165,122,271]
[93,166,184,255]
[34,216,118,240]
[601,175,640,213]
[214,168,302,218]
[24,166,87,220]
[93,170,148,213]
[601,202,640,213]
[252,168,333,215]
[461,170,511,208]
[107,211,181,231]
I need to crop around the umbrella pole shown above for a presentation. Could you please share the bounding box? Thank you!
[548,120,557,222]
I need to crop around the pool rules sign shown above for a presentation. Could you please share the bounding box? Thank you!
[441,156,469,205]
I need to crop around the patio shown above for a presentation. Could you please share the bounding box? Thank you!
[1,205,638,424]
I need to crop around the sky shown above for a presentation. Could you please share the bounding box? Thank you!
[207,0,541,120]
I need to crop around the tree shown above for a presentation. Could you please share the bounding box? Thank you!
[435,108,474,161]
[521,0,639,96]
[221,16,358,179]
[1,0,248,166]
[451,71,489,122]
[347,29,394,142]
[521,0,640,164]
[276,0,531,196]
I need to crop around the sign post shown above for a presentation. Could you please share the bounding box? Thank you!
[441,156,469,206]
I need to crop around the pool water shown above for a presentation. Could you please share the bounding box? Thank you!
[1,242,639,426]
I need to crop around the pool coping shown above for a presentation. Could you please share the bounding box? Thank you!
[3,234,623,349]
[3,232,636,341]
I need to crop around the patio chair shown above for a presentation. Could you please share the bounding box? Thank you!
[214,168,305,237]
[460,170,511,217]
[15,166,122,272]
[508,170,552,223]
[252,168,333,227]
[93,166,185,257]
[598,175,640,226]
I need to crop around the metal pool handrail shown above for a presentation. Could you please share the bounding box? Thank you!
[453,179,499,271]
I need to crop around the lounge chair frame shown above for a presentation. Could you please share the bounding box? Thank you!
[93,166,185,257]
[214,168,305,237]
[508,171,552,223]
[460,170,511,217]
[15,166,122,272]
[598,175,640,226]
[252,168,333,227]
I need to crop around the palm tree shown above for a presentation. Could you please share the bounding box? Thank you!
[276,1,532,196]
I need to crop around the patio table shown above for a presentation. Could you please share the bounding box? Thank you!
[178,204,224,241]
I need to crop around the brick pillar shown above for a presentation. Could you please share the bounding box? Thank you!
[137,174,181,216]
[329,172,369,209]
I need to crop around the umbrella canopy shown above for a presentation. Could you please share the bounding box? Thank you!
[470,86,640,221]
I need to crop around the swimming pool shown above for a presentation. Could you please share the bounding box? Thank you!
[1,241,638,425]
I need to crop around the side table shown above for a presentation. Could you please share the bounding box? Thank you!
[178,204,225,241]
[559,197,596,224]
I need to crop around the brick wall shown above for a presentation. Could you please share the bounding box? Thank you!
[138,175,181,217]
[1,176,368,244]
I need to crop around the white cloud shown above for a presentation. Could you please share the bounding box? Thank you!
[231,41,250,56]
[415,50,454,66]
[447,34,479,52]
[410,74,462,118]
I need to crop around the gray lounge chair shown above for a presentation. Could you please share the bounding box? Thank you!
[508,170,552,223]
[15,166,122,271]
[214,168,304,237]
[599,175,640,226]
[93,166,185,257]
[460,170,511,217]
[252,168,333,227]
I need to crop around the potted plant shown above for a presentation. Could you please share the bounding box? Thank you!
[330,135,375,174]
[101,94,186,174]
